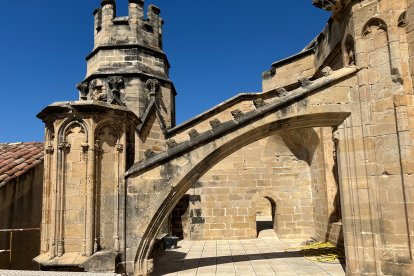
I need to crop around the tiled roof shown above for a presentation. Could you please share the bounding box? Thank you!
[0,142,44,186]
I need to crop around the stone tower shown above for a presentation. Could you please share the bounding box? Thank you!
[79,0,176,160]
[34,0,174,273]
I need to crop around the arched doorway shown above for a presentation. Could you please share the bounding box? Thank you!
[256,197,276,237]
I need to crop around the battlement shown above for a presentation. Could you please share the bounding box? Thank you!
[93,0,164,50]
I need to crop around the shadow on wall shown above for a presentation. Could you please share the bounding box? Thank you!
[280,128,319,166]
[171,195,190,240]
[325,136,343,248]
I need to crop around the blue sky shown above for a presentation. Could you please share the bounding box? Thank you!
[0,1,329,142]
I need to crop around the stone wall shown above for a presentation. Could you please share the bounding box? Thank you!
[184,132,315,240]
[0,164,43,270]
[262,51,316,92]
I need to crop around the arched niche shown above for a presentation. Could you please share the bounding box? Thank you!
[362,18,388,38]
[94,123,122,252]
[57,120,89,256]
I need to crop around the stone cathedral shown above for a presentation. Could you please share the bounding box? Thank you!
[32,0,414,275]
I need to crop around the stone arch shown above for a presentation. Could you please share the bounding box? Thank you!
[131,112,350,274]
[362,18,388,38]
[58,119,89,144]
[252,192,280,236]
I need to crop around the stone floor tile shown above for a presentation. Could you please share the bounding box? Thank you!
[153,238,345,276]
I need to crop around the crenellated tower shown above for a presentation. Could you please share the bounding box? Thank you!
[78,0,176,160]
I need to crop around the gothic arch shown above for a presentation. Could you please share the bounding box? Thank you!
[398,11,407,28]
[362,18,388,38]
[132,111,350,274]
[58,119,89,144]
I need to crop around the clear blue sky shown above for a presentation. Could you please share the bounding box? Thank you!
[0,1,329,143]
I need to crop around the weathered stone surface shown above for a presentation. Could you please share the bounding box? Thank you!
[32,1,414,276]
[81,250,119,272]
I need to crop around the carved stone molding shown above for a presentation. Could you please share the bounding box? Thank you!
[116,143,124,152]
[253,98,266,109]
[299,78,312,87]
[321,66,333,77]
[90,79,107,102]
[76,82,89,100]
[58,142,71,151]
[94,140,104,155]
[146,79,159,97]
[275,87,288,97]
[188,129,200,139]
[108,76,125,93]
[144,149,156,158]
[231,109,244,120]
[209,118,222,129]
[107,76,125,105]
[166,139,178,149]
[45,144,54,155]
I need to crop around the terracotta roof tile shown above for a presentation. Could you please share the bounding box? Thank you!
[0,142,44,185]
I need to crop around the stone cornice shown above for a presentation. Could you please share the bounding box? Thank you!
[36,101,141,125]
[85,43,170,69]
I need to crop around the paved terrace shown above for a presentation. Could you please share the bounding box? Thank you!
[0,272,118,276]
[153,238,346,276]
